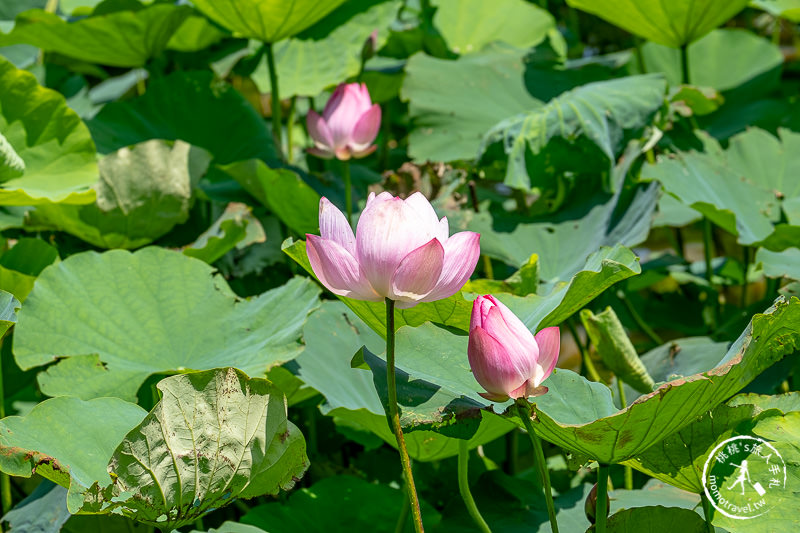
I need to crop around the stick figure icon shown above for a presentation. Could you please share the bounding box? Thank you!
[727,460,751,495]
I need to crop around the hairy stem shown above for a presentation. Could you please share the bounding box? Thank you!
[386,298,425,533]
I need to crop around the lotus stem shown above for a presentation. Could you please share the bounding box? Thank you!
[342,160,353,226]
[596,464,610,533]
[385,298,425,533]
[741,246,750,308]
[703,219,714,283]
[0,356,10,517]
[701,492,715,533]
[286,96,297,164]
[515,400,559,533]
[265,42,284,162]
[458,439,492,533]
[616,291,663,345]
[679,43,690,84]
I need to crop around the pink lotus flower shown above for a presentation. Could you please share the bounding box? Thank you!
[306,83,381,160]
[468,295,560,402]
[306,192,480,308]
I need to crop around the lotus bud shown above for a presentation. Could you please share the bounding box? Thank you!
[361,29,379,61]
[306,82,381,160]
[468,295,560,402]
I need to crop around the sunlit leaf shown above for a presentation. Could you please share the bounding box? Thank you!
[14,247,320,400]
[566,0,749,47]
[0,56,97,205]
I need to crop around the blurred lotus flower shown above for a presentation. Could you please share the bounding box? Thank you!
[306,82,381,160]
[306,192,480,308]
[468,295,560,401]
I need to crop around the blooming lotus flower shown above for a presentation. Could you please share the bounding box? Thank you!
[468,295,560,402]
[306,192,480,308]
[306,82,381,160]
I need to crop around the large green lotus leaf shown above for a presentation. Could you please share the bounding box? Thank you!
[609,479,700,513]
[241,475,441,532]
[0,0,45,20]
[82,368,308,529]
[29,140,209,249]
[757,248,800,280]
[432,0,554,54]
[88,71,277,165]
[639,29,783,92]
[638,337,729,384]
[752,0,800,21]
[296,301,516,462]
[0,4,190,67]
[251,0,400,97]
[0,56,97,205]
[0,396,148,510]
[711,411,800,532]
[401,46,542,163]
[605,506,707,532]
[527,297,800,463]
[219,159,320,236]
[13,247,320,401]
[479,74,666,190]
[625,392,800,492]
[191,0,346,43]
[282,238,473,337]
[642,129,795,246]
[445,183,657,282]
[565,0,749,47]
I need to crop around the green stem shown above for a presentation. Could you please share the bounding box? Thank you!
[701,492,715,533]
[673,228,685,260]
[515,400,559,533]
[342,160,353,226]
[458,440,492,533]
[615,380,633,490]
[567,320,602,383]
[679,43,690,84]
[265,42,284,162]
[0,359,10,518]
[616,291,663,345]
[634,37,647,73]
[193,517,204,531]
[596,464,610,533]
[741,246,750,308]
[703,218,714,283]
[286,96,297,164]
[385,298,425,533]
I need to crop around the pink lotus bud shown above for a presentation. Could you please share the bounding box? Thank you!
[306,82,381,160]
[306,192,480,308]
[468,295,560,402]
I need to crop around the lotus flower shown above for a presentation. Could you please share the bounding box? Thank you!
[468,295,560,402]
[306,192,480,308]
[306,83,381,160]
